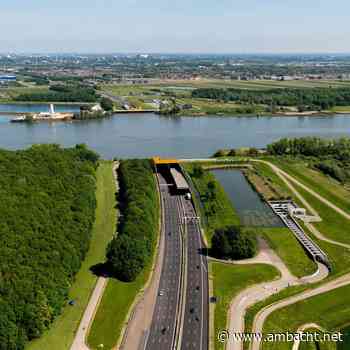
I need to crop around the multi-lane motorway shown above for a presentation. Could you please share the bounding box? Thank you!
[180,197,209,350]
[145,171,209,350]
[145,173,183,350]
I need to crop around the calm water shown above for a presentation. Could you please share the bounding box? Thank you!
[212,169,283,227]
[1,108,350,159]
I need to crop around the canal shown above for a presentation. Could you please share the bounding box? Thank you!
[211,168,283,227]
[1,108,350,159]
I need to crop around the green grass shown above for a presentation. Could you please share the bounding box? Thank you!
[298,328,337,350]
[269,158,350,215]
[211,262,280,350]
[87,171,160,350]
[338,324,350,350]
[0,86,50,101]
[262,284,350,350]
[87,267,150,349]
[184,163,240,244]
[27,161,116,350]
[330,106,350,113]
[294,183,350,246]
[260,227,317,278]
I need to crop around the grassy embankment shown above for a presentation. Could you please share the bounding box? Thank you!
[87,160,160,350]
[268,158,350,214]
[184,163,240,244]
[87,270,151,349]
[28,161,116,350]
[243,158,350,349]
[298,329,336,350]
[242,161,317,277]
[211,262,280,350]
[268,159,350,246]
[262,284,350,350]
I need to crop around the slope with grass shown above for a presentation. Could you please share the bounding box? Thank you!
[184,163,240,244]
[262,284,350,350]
[211,262,280,350]
[260,228,317,278]
[269,158,350,214]
[28,160,116,350]
[87,159,160,350]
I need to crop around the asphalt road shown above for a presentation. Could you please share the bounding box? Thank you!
[145,174,183,350]
[180,197,209,350]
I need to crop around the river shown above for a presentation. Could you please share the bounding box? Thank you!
[1,107,350,159]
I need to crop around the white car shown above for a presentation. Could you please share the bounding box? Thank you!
[158,290,164,296]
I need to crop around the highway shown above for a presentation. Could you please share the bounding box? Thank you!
[145,174,183,350]
[145,170,209,350]
[180,197,209,350]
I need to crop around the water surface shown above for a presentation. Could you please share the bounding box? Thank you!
[1,112,350,159]
[212,168,283,227]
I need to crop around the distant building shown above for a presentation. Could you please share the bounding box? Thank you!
[0,75,16,82]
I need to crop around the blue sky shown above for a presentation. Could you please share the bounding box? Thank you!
[1,0,350,53]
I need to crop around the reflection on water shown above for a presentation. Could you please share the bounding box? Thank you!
[212,168,283,227]
[1,112,350,158]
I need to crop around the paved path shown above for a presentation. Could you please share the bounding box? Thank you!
[182,157,350,350]
[70,162,119,350]
[248,160,350,350]
[291,323,323,350]
[225,239,328,350]
[70,278,108,350]
[251,273,350,350]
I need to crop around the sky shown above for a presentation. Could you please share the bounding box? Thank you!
[1,0,350,53]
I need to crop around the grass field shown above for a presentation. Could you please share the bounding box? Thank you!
[87,268,150,349]
[295,328,336,350]
[269,158,350,214]
[260,227,317,278]
[0,86,50,101]
[262,284,350,350]
[184,163,240,244]
[27,161,116,350]
[87,171,160,350]
[211,262,280,350]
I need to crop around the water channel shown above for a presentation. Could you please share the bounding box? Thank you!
[211,168,283,227]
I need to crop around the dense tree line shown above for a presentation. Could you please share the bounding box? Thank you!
[267,137,350,160]
[0,144,99,349]
[192,87,350,110]
[211,226,257,260]
[267,137,350,183]
[14,84,98,103]
[106,159,159,282]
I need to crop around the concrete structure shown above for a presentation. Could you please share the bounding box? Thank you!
[269,200,330,269]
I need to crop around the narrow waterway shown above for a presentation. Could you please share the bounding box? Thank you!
[211,168,283,227]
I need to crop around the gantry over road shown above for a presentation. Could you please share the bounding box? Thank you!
[144,158,209,350]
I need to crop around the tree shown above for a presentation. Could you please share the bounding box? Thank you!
[107,236,147,282]
[192,165,204,178]
[100,97,114,111]
[207,181,216,200]
[210,226,257,260]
